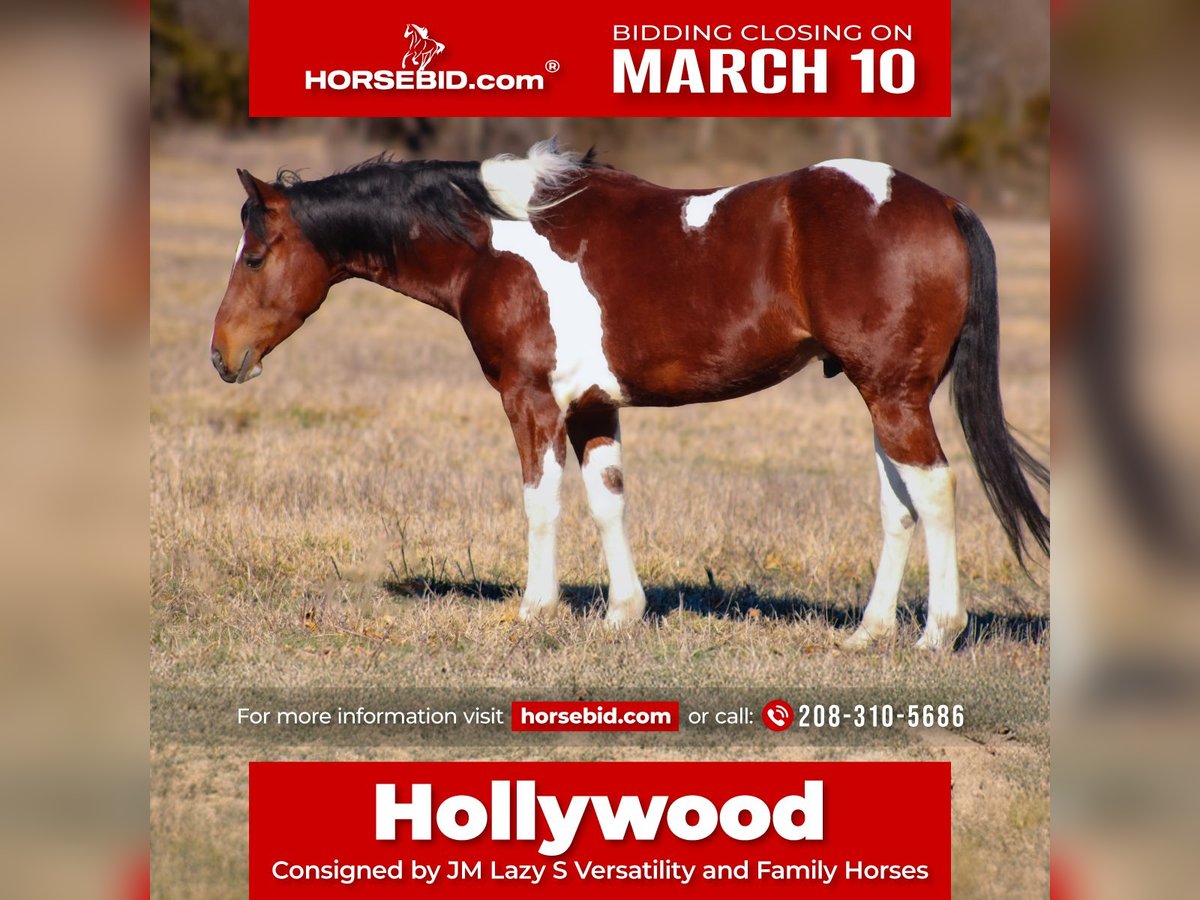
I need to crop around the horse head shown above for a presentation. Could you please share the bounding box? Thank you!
[210,171,334,384]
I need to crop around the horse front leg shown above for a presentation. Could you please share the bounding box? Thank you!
[503,385,567,620]
[567,404,646,625]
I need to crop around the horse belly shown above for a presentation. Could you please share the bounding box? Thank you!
[610,312,818,407]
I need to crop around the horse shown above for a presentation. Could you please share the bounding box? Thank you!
[209,140,1049,651]
[402,24,445,72]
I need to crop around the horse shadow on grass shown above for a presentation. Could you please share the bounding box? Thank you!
[381,575,1048,647]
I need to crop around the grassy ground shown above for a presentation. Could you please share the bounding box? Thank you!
[151,131,1050,898]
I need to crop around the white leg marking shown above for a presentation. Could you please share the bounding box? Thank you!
[580,439,645,625]
[899,463,964,651]
[682,186,735,229]
[812,159,895,207]
[520,446,563,619]
[843,439,917,649]
[490,220,624,409]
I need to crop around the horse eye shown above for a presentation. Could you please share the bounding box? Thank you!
[244,255,265,269]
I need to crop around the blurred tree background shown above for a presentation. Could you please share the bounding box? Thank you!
[150,0,1048,213]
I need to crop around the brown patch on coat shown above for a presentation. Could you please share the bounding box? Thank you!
[601,465,624,494]
[566,400,619,466]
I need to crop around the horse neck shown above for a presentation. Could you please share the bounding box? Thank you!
[339,231,484,320]
[291,163,495,318]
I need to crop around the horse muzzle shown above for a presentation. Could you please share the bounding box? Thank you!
[211,346,263,384]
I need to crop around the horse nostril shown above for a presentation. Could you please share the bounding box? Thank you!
[212,347,239,382]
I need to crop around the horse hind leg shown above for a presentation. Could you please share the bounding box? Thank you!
[910,460,963,651]
[842,434,918,648]
[567,405,646,626]
[852,400,965,651]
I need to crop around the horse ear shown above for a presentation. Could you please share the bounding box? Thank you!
[236,169,282,208]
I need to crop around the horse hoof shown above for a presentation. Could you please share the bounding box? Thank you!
[604,611,640,627]
[914,618,966,652]
[914,633,945,652]
[841,625,893,650]
[604,591,646,627]
[841,627,875,650]
[518,598,560,620]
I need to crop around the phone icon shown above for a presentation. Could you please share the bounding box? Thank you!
[761,699,794,732]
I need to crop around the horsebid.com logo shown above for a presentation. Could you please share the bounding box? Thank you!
[304,20,547,92]
[401,23,444,72]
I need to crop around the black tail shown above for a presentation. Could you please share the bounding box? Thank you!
[949,202,1049,567]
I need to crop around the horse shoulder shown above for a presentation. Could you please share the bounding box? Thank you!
[458,245,555,381]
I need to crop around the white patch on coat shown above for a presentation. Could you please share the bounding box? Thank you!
[521,446,563,616]
[480,139,585,220]
[490,219,624,409]
[683,186,735,228]
[812,159,895,206]
[233,233,246,266]
[580,440,644,622]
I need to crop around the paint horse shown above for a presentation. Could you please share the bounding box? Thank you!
[402,24,445,72]
[210,141,1049,651]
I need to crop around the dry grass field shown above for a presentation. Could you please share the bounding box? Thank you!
[151,131,1050,898]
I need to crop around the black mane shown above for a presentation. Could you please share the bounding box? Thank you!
[241,156,516,268]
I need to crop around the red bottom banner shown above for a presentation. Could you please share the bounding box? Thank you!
[250,761,950,897]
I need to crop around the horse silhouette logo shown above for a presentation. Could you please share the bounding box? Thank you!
[403,23,446,71]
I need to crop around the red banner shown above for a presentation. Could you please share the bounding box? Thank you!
[249,761,950,897]
[249,1,950,117]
